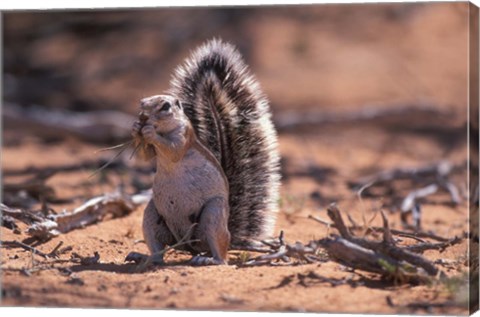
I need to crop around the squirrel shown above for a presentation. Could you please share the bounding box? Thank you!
[128,39,281,266]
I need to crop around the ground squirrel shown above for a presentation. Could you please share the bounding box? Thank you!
[129,39,280,265]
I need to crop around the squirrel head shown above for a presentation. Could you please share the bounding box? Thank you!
[139,94,188,134]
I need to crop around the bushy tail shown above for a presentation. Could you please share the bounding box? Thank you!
[168,39,281,246]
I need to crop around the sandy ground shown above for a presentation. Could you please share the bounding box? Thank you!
[1,2,475,315]
[1,120,471,314]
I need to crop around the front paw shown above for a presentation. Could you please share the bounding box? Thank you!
[131,120,144,138]
[141,125,157,144]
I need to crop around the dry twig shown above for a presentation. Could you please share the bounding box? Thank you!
[242,231,326,267]
[1,192,151,241]
[308,214,445,242]
[321,204,438,277]
[349,161,465,229]
[2,240,50,259]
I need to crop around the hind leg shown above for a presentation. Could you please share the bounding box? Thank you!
[190,197,230,266]
[143,200,176,253]
[126,200,175,265]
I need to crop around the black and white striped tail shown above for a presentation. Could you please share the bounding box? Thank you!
[168,39,281,246]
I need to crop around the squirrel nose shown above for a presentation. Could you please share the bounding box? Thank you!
[139,111,149,122]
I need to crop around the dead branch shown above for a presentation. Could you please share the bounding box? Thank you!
[443,181,462,205]
[349,161,465,229]
[3,191,151,241]
[401,184,439,213]
[350,161,458,189]
[318,237,403,275]
[241,204,458,285]
[308,213,450,242]
[380,210,394,244]
[1,203,46,225]
[405,236,464,253]
[242,236,325,267]
[400,184,439,229]
[353,161,463,206]
[1,239,74,262]
[2,240,50,259]
[1,215,21,234]
[26,192,150,240]
[308,215,333,226]
[325,204,438,276]
[47,241,73,258]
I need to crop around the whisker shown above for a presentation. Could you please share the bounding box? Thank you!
[130,142,143,160]
[93,141,133,154]
[88,141,132,179]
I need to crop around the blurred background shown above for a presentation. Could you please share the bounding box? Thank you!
[3,1,471,206]
[3,2,469,145]
[1,4,475,312]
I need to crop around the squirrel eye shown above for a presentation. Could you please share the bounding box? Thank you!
[160,102,171,112]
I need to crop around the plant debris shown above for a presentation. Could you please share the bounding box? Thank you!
[349,161,465,229]
[241,203,463,286]
[2,192,151,241]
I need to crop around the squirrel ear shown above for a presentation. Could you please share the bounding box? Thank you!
[175,99,182,109]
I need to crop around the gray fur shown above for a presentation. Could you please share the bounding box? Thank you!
[132,39,281,265]
[133,94,230,264]
[142,200,175,254]
[168,39,281,247]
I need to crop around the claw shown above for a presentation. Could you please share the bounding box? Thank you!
[131,121,144,138]
[141,125,157,143]
[190,255,226,266]
[125,251,148,264]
